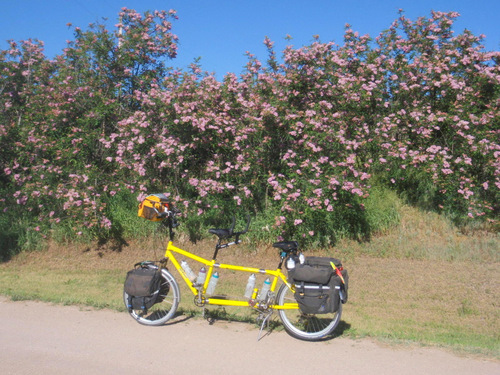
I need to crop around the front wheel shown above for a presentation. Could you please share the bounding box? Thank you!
[123,268,180,326]
[276,283,342,341]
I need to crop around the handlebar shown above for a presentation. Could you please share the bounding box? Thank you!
[233,214,251,237]
[158,205,181,220]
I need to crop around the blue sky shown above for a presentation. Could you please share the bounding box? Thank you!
[1,0,499,79]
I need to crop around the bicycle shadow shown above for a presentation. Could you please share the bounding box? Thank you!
[198,306,352,341]
[163,310,197,326]
[324,320,352,340]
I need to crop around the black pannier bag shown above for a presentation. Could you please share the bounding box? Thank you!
[124,267,164,311]
[288,256,349,314]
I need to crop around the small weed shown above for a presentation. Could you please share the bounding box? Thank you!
[457,300,477,317]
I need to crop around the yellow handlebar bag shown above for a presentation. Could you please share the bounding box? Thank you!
[138,193,170,221]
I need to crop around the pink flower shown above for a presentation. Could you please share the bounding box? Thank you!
[294,219,303,225]
[100,217,112,229]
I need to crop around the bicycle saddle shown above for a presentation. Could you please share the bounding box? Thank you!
[272,241,299,253]
[209,228,233,239]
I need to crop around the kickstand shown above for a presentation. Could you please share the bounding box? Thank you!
[257,311,273,341]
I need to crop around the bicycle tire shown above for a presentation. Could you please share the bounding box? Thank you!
[124,268,180,326]
[276,283,342,341]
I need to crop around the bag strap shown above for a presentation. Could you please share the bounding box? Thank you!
[297,281,305,297]
[318,284,324,299]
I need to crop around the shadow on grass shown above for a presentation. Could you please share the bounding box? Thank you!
[0,232,20,262]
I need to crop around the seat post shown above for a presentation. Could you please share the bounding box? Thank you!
[277,256,286,270]
[212,240,222,261]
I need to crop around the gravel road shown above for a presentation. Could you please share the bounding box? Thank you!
[1,297,498,375]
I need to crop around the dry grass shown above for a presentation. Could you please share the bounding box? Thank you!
[0,205,499,358]
[348,257,499,352]
[334,205,499,263]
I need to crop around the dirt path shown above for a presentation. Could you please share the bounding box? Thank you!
[0,297,498,375]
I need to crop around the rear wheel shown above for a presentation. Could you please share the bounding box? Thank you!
[276,283,342,341]
[124,268,180,326]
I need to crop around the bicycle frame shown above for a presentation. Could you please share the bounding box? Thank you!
[164,241,299,310]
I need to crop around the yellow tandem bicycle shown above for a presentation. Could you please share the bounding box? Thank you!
[123,199,346,341]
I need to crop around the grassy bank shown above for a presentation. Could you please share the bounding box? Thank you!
[0,205,498,358]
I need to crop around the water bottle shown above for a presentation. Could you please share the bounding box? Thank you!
[286,256,296,270]
[196,267,207,286]
[181,260,196,281]
[206,272,219,295]
[299,252,305,264]
[259,278,271,301]
[244,274,256,299]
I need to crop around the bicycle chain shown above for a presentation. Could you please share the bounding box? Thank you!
[194,294,206,307]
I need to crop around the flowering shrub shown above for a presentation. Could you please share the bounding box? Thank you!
[0,9,180,253]
[374,11,499,224]
[0,9,498,256]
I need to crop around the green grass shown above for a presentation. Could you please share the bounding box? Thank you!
[0,269,124,310]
